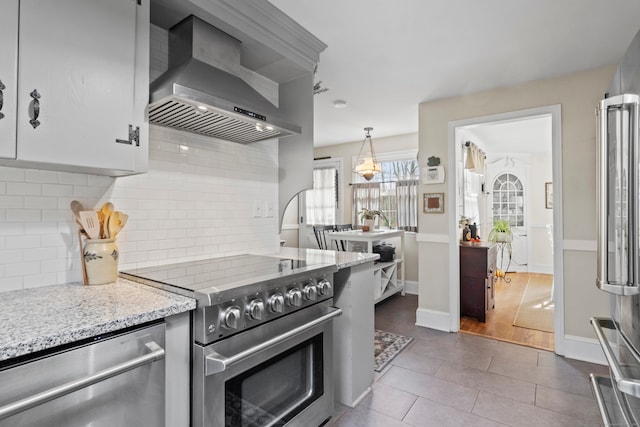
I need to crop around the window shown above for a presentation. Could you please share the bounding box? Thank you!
[492,172,524,227]
[352,153,419,232]
[304,159,342,225]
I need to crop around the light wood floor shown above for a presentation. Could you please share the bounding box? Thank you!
[459,272,554,351]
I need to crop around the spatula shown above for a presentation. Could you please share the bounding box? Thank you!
[79,210,101,239]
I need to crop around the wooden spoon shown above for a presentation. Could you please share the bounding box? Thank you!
[70,200,84,229]
[100,202,114,238]
[108,211,128,239]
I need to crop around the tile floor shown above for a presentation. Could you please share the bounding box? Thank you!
[328,294,608,427]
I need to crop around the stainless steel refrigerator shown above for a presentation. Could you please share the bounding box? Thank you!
[592,28,640,426]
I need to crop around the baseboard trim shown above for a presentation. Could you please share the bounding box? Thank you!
[348,387,372,408]
[528,264,554,274]
[404,280,418,295]
[415,307,451,332]
[563,334,606,365]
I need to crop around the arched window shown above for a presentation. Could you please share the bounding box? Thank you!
[492,173,524,227]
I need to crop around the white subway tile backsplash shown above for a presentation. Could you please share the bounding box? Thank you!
[0,123,280,291]
[24,170,59,183]
[0,195,24,209]
[6,209,41,223]
[7,182,41,196]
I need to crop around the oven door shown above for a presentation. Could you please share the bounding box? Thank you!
[193,302,341,427]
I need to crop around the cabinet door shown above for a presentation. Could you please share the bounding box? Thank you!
[0,0,18,159]
[16,0,145,173]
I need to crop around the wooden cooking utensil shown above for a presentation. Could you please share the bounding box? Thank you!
[70,200,85,229]
[79,210,101,239]
[77,230,88,284]
[108,211,128,239]
[100,202,114,238]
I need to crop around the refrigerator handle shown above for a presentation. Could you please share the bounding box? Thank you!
[596,94,640,295]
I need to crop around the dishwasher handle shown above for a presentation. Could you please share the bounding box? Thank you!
[0,340,165,421]
[206,305,342,375]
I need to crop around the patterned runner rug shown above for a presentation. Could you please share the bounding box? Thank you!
[374,329,413,372]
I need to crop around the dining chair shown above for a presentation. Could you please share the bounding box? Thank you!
[333,224,353,251]
[313,225,336,250]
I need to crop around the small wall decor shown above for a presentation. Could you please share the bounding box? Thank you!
[422,165,445,184]
[545,182,553,209]
[424,192,445,213]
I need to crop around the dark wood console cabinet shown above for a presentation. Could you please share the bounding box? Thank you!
[460,244,497,322]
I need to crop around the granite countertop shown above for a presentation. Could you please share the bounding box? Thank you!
[270,247,379,269]
[0,278,196,362]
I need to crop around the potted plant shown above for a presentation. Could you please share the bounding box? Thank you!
[488,219,512,243]
[358,209,388,231]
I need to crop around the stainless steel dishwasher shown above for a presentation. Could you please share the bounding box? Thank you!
[0,322,165,427]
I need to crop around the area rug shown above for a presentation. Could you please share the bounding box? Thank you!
[513,276,554,332]
[374,329,413,372]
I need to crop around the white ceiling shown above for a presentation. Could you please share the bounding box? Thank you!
[270,0,640,147]
[460,115,552,154]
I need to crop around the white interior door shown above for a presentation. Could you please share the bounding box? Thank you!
[486,163,529,272]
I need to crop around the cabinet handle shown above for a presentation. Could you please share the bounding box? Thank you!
[116,124,140,146]
[0,80,5,120]
[29,89,40,129]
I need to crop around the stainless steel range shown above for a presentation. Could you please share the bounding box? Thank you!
[121,254,340,427]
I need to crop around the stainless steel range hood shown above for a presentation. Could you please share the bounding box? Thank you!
[148,16,301,144]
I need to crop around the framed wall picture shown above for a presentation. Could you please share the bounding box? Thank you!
[545,182,553,209]
[424,192,444,213]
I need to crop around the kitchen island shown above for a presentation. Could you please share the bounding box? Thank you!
[268,247,380,407]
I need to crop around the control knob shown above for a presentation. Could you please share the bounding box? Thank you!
[247,299,265,320]
[287,288,302,307]
[268,293,285,313]
[222,306,241,330]
[318,279,332,296]
[303,284,318,301]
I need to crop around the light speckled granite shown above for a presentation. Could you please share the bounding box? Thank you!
[268,247,379,269]
[0,278,195,362]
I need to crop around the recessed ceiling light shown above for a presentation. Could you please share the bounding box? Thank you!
[333,100,347,109]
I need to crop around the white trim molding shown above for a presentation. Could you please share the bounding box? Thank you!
[563,239,597,252]
[416,233,449,243]
[563,335,606,365]
[281,223,299,230]
[404,280,419,295]
[416,308,451,332]
[448,104,566,355]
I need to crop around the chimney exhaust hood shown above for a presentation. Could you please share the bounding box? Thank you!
[148,16,301,144]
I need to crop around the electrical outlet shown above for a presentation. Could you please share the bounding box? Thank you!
[253,201,262,217]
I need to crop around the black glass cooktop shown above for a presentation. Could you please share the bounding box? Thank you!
[120,254,332,299]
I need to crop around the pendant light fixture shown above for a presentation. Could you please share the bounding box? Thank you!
[354,127,381,181]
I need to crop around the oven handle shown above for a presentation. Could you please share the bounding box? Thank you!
[205,305,342,375]
[0,340,164,420]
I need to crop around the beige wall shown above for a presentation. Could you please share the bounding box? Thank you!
[418,66,615,338]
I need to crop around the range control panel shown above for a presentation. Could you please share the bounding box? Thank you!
[193,273,334,345]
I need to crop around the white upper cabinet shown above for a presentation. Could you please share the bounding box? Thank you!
[0,0,18,159]
[3,0,149,175]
